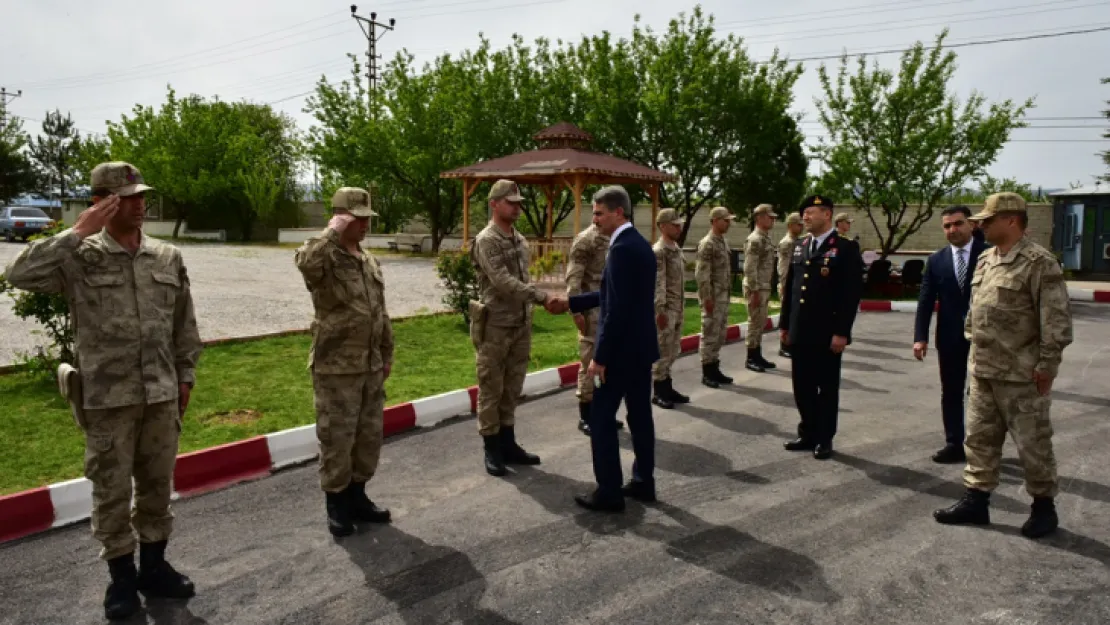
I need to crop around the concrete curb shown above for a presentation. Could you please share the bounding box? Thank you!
[1068,287,1110,303]
[1,315,782,543]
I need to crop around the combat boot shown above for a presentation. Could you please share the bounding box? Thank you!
[104,553,140,621]
[701,363,720,388]
[500,425,541,465]
[137,540,196,599]
[933,488,990,526]
[756,347,777,370]
[346,481,391,524]
[483,434,507,476]
[325,491,355,536]
[577,402,591,435]
[652,380,675,409]
[667,377,690,404]
[711,361,734,385]
[1021,496,1059,539]
[745,348,766,373]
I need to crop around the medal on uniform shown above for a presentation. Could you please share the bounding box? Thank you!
[821,267,830,277]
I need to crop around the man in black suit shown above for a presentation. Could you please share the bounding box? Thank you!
[557,185,660,512]
[912,205,986,463]
[778,195,864,460]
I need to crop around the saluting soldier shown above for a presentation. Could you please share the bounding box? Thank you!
[778,195,864,460]
[470,180,549,476]
[742,204,778,372]
[934,192,1073,538]
[695,206,736,388]
[566,223,623,434]
[5,162,203,621]
[651,208,691,409]
[294,187,395,538]
[777,213,804,358]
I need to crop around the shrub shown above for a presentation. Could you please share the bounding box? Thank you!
[0,222,74,373]
[435,250,480,323]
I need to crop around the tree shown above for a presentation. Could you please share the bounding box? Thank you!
[240,160,285,229]
[0,106,36,203]
[813,30,1032,259]
[28,109,82,201]
[71,134,112,190]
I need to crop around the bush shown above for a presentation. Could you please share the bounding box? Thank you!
[0,222,74,372]
[435,250,480,323]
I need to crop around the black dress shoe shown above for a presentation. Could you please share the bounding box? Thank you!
[813,442,834,460]
[784,438,816,451]
[574,490,626,513]
[932,444,966,464]
[621,480,657,503]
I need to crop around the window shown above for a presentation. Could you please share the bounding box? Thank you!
[10,208,49,219]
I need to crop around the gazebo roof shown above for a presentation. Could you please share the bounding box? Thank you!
[440,122,675,184]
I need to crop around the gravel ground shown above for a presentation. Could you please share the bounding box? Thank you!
[0,240,447,366]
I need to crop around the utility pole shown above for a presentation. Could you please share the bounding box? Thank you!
[350,5,395,102]
[0,87,22,125]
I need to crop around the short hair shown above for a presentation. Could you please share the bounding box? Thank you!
[941,205,971,219]
[593,185,631,220]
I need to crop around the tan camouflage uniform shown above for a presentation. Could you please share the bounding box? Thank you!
[4,227,202,561]
[471,223,548,436]
[295,225,394,494]
[565,224,609,403]
[696,230,732,364]
[963,235,1072,498]
[652,238,686,381]
[743,226,775,348]
[777,231,798,302]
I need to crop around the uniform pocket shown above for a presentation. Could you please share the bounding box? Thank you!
[151,270,180,307]
[994,278,1030,311]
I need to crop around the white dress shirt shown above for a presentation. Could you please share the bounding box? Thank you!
[808,226,835,254]
[609,221,633,248]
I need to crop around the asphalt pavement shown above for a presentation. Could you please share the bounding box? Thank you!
[2,305,1109,625]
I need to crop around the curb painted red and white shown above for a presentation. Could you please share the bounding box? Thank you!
[1068,287,1110,303]
[1,316,781,544]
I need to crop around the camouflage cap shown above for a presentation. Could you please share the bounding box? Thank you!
[708,206,736,221]
[489,179,525,202]
[656,208,685,226]
[90,162,154,197]
[785,213,803,226]
[970,192,1027,222]
[752,204,775,217]
[834,212,853,224]
[331,187,376,217]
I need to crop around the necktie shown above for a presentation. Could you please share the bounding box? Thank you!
[956,249,967,288]
[810,237,818,256]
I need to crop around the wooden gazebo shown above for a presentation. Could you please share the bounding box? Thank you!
[440,122,676,250]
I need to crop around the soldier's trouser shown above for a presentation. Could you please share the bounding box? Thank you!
[83,401,180,561]
[576,311,598,403]
[963,376,1058,498]
[652,313,684,381]
[744,287,771,348]
[313,370,386,493]
[699,298,730,364]
[476,324,532,436]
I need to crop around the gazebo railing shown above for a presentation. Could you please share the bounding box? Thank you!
[527,237,573,284]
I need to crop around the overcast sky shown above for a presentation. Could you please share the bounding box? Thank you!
[2,0,1107,189]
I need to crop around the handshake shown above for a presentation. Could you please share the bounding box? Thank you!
[543,296,570,315]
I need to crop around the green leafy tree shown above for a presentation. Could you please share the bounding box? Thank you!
[813,30,1032,258]
[0,107,36,203]
[71,134,112,190]
[28,109,82,201]
[0,223,74,372]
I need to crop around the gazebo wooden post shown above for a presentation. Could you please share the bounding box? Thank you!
[650,183,660,243]
[544,185,555,240]
[572,174,584,236]
[462,178,473,250]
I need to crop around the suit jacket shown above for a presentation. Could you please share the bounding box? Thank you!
[778,230,864,347]
[569,225,660,369]
[914,239,986,349]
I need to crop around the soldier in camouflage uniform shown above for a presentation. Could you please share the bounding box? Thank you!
[777,213,804,358]
[651,208,691,409]
[294,187,395,538]
[470,180,549,476]
[743,204,778,372]
[4,162,202,621]
[565,223,624,434]
[934,193,1073,539]
[696,206,736,387]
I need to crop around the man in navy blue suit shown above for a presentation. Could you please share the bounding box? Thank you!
[913,205,986,464]
[551,185,660,512]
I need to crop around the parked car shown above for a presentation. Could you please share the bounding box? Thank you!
[0,206,55,242]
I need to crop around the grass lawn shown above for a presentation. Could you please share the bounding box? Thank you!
[0,300,771,495]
